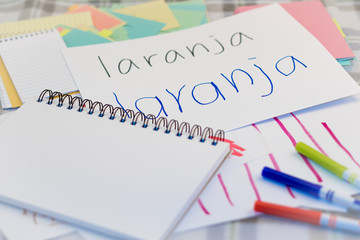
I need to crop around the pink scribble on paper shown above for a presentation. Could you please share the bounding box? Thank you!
[210,136,245,157]
[197,199,210,215]
[273,117,322,182]
[244,163,261,201]
[217,173,234,206]
[268,153,296,198]
[251,123,295,198]
[291,112,328,156]
[322,122,360,168]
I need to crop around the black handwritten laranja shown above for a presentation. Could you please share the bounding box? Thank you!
[99,32,254,77]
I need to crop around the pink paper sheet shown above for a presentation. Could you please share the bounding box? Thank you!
[68,5,125,31]
[234,0,354,60]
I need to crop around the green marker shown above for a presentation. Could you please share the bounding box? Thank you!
[295,142,360,188]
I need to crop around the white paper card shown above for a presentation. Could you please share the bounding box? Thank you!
[62,4,359,131]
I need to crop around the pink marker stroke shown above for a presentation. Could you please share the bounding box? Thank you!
[273,117,322,182]
[244,163,261,201]
[197,199,210,215]
[322,122,360,168]
[252,123,295,198]
[291,113,328,156]
[217,173,234,206]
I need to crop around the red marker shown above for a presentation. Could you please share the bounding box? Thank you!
[254,201,360,233]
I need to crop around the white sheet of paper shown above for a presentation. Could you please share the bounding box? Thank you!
[178,94,360,231]
[62,4,359,131]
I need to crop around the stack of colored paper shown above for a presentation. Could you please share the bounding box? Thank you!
[234,0,355,68]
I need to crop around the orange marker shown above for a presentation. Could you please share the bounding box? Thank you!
[254,201,360,233]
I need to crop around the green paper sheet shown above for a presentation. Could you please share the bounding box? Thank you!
[162,8,206,33]
[62,28,112,47]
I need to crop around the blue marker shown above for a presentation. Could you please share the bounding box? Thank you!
[262,167,360,211]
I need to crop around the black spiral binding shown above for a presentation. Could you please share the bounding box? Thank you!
[0,29,54,43]
[37,89,225,145]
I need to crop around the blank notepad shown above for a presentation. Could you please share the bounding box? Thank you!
[0,29,78,104]
[0,90,230,240]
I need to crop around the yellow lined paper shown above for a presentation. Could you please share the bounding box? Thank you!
[0,12,93,37]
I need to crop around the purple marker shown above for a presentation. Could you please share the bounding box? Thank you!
[262,167,360,211]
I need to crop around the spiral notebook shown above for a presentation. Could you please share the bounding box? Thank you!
[0,90,230,240]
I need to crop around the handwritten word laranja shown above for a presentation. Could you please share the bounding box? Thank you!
[99,32,254,77]
[109,55,307,119]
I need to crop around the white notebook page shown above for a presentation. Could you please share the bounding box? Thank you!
[0,98,229,240]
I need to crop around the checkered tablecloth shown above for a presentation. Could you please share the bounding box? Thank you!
[0,1,359,240]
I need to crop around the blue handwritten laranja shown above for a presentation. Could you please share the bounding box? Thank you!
[135,96,168,118]
[113,55,307,119]
[113,92,129,118]
[275,56,307,76]
[191,82,226,105]
[220,69,253,93]
[166,85,186,113]
[253,64,273,97]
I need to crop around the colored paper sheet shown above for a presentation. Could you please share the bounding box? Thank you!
[0,56,21,108]
[169,0,207,11]
[62,4,360,131]
[102,9,165,39]
[0,12,93,37]
[76,25,115,41]
[234,0,354,60]
[201,14,209,24]
[113,0,180,31]
[109,27,129,41]
[162,8,206,33]
[68,5,125,31]
[338,59,352,66]
[62,29,112,47]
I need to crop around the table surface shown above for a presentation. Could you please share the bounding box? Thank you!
[0,1,360,239]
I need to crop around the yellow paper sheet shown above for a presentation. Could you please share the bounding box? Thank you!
[0,12,93,37]
[113,0,180,31]
[0,56,22,108]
